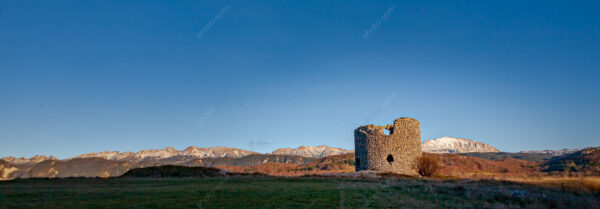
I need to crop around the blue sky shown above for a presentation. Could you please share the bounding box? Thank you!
[1,0,599,158]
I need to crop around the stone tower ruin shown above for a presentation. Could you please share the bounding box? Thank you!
[354,117,422,176]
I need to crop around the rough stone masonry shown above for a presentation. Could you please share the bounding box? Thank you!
[354,117,422,176]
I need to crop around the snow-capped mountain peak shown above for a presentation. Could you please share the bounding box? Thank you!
[422,137,500,153]
[182,146,259,158]
[71,146,259,162]
[272,145,353,158]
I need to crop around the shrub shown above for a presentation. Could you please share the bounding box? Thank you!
[418,155,441,177]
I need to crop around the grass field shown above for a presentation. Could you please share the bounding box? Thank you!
[503,176,600,192]
[1,177,599,209]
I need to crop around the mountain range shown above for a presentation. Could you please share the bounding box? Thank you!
[272,145,353,157]
[3,137,590,180]
[4,137,497,164]
[519,148,580,156]
[71,146,259,162]
[1,155,58,165]
[421,137,500,153]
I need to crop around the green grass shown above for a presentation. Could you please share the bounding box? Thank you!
[0,177,599,209]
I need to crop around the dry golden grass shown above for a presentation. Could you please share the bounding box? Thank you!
[496,176,600,192]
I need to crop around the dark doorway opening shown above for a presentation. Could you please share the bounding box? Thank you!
[386,155,394,163]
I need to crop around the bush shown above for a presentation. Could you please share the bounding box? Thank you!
[418,155,441,177]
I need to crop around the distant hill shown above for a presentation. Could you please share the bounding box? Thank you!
[184,154,317,167]
[73,146,259,162]
[121,165,268,178]
[305,153,355,171]
[272,145,353,158]
[433,153,541,178]
[0,153,317,179]
[543,147,600,174]
[122,165,222,177]
[27,157,136,178]
[218,153,355,176]
[0,160,19,180]
[422,137,500,153]
[519,148,580,156]
[458,152,555,162]
[1,155,57,166]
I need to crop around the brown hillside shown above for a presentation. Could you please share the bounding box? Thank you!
[219,153,545,178]
[433,153,541,178]
[544,147,600,175]
[28,158,136,178]
[218,153,355,176]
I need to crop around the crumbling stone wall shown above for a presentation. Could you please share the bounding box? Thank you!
[354,117,422,176]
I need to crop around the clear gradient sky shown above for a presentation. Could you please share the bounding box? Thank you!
[1,1,599,159]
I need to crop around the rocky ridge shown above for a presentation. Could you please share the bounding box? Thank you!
[272,145,353,158]
[422,137,500,153]
[543,147,600,174]
[519,148,580,156]
[72,146,259,162]
[1,155,57,165]
[0,160,19,180]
